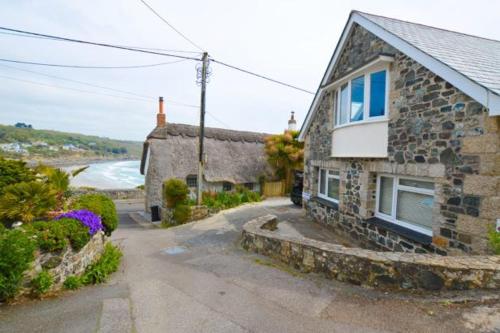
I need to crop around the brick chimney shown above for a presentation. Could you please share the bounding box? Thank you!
[156,96,166,128]
[288,111,297,131]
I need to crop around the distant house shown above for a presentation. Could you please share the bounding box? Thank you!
[140,98,273,212]
[299,11,499,255]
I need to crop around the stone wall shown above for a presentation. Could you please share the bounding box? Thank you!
[242,215,500,291]
[73,188,145,200]
[23,232,107,292]
[302,23,499,255]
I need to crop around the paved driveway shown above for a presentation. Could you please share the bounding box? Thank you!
[1,199,498,332]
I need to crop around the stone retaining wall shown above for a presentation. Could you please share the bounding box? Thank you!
[23,232,107,292]
[72,188,145,200]
[242,215,500,291]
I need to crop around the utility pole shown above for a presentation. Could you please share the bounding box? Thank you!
[196,52,209,205]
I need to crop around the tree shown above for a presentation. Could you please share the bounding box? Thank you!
[264,130,304,191]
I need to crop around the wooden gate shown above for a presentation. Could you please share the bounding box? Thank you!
[262,181,285,197]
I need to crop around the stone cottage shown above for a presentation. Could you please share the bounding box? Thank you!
[299,11,499,255]
[140,97,272,212]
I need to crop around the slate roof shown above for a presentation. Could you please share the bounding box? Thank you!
[357,11,500,96]
[299,11,500,140]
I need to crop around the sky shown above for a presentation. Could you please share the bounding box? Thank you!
[1,0,499,141]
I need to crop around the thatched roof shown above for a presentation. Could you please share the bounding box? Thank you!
[141,123,271,184]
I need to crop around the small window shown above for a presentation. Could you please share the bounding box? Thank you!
[376,175,434,236]
[186,175,197,187]
[318,168,339,203]
[369,70,386,117]
[244,183,254,191]
[350,75,364,122]
[223,182,233,192]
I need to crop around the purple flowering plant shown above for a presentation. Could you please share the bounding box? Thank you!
[55,209,103,235]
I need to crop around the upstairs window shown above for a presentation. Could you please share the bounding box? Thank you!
[318,169,340,203]
[350,75,365,122]
[335,69,388,127]
[370,70,387,117]
[376,175,434,236]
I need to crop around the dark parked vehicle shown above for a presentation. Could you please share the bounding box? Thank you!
[290,170,303,206]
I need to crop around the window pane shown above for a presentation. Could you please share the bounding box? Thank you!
[339,84,349,125]
[319,169,326,195]
[327,177,339,200]
[328,170,339,176]
[399,179,434,190]
[396,191,433,230]
[378,176,393,215]
[334,90,339,125]
[369,70,386,117]
[350,75,364,122]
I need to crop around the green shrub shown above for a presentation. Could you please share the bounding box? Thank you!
[0,181,57,225]
[81,243,122,285]
[0,229,36,301]
[0,158,36,195]
[63,275,82,290]
[201,188,261,211]
[173,204,191,224]
[488,226,500,255]
[59,218,90,251]
[29,221,68,252]
[72,194,118,236]
[31,270,53,296]
[163,179,189,208]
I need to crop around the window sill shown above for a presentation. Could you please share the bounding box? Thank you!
[365,217,432,245]
[312,196,339,210]
[333,117,389,131]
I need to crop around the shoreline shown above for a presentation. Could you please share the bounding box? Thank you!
[25,156,138,168]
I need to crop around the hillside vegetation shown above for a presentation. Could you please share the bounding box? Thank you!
[0,124,142,162]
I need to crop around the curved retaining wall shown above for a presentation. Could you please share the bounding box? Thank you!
[241,215,500,291]
[23,232,107,292]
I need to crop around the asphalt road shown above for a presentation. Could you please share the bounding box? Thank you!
[0,199,498,332]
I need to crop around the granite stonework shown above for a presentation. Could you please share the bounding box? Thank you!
[160,205,209,225]
[22,232,107,293]
[242,215,500,291]
[73,188,145,200]
[303,23,499,255]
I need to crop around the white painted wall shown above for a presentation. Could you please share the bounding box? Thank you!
[331,120,389,157]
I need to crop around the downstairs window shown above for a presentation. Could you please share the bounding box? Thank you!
[318,169,340,203]
[376,175,434,236]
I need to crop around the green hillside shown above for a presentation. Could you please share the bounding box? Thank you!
[0,124,142,162]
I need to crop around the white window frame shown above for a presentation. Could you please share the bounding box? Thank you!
[334,64,390,129]
[317,168,340,203]
[375,174,434,236]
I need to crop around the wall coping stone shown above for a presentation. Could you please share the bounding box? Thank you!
[242,215,500,290]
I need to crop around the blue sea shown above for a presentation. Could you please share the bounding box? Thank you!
[65,160,144,189]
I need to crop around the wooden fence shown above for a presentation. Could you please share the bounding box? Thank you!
[262,180,286,197]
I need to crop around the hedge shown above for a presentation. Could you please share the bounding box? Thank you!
[72,194,118,236]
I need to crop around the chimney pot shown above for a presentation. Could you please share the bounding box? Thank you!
[157,96,166,127]
[288,111,297,131]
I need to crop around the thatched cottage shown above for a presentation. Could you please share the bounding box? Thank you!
[140,98,272,212]
[299,11,499,255]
